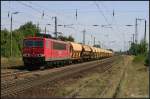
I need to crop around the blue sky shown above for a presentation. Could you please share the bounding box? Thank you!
[1,1,149,51]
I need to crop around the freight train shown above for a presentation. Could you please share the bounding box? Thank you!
[22,36,113,69]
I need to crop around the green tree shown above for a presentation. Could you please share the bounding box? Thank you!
[18,21,40,37]
[58,35,68,41]
[145,52,149,66]
[93,44,101,48]
[129,39,148,55]
[108,49,113,52]
[58,35,74,42]
[68,35,74,42]
[138,39,148,55]
[1,21,75,58]
[1,21,41,57]
[128,39,148,66]
[1,29,10,57]
[129,43,138,55]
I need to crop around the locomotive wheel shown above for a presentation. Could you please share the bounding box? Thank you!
[27,67,33,71]
[47,62,53,68]
[54,62,58,67]
[61,61,65,66]
[65,60,70,65]
[52,63,56,68]
[40,66,46,70]
[26,65,39,71]
[58,61,62,67]
[67,60,70,65]
[26,65,32,71]
[24,63,33,70]
[49,62,54,68]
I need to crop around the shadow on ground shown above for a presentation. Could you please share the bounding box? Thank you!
[7,65,27,70]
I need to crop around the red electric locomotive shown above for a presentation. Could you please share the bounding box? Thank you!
[22,36,70,69]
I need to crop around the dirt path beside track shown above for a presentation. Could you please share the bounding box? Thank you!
[114,56,149,98]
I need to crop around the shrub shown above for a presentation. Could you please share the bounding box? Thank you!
[144,52,149,67]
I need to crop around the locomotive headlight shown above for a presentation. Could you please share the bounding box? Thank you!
[37,54,44,57]
[23,54,27,57]
[23,54,44,57]
[23,54,30,57]
[40,54,44,57]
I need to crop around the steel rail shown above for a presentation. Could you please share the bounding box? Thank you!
[1,56,117,97]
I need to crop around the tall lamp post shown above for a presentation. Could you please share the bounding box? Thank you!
[10,11,20,57]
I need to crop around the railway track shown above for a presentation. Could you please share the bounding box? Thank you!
[67,61,116,98]
[1,70,30,79]
[1,56,118,98]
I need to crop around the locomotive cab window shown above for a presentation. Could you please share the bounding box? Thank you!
[53,42,66,50]
[24,40,43,47]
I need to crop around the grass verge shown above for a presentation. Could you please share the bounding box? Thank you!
[116,56,149,98]
[1,57,23,69]
[132,54,146,64]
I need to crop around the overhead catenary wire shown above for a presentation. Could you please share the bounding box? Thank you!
[94,1,126,49]
[12,3,50,30]
[2,1,148,51]
[16,1,59,33]
[93,1,116,34]
[24,1,112,40]
[99,1,115,26]
[18,1,42,14]
[28,1,68,26]
[1,1,118,37]
[94,1,110,26]
[27,1,94,40]
[29,1,93,29]
[27,1,78,36]
[17,1,51,20]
